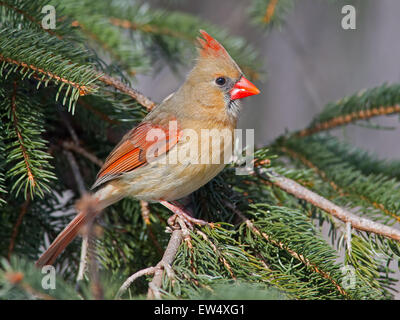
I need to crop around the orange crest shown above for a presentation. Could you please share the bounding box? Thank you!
[197,30,228,58]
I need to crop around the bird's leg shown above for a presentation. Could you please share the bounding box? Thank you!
[159,200,210,228]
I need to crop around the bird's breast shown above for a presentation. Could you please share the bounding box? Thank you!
[118,126,234,201]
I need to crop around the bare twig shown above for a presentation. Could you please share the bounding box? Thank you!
[64,150,86,195]
[278,145,400,223]
[116,218,183,299]
[263,170,400,242]
[59,113,80,146]
[63,141,104,168]
[147,228,182,299]
[98,74,156,111]
[86,221,104,300]
[60,113,93,284]
[8,195,31,260]
[116,266,157,299]
[64,149,89,283]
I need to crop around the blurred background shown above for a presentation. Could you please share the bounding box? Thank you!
[138,0,400,158]
[137,3,400,296]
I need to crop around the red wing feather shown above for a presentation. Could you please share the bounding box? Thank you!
[91,121,180,189]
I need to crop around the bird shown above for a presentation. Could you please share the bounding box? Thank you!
[36,30,260,268]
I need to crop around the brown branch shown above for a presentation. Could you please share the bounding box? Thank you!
[116,219,184,299]
[297,105,400,137]
[263,0,279,24]
[60,113,94,284]
[263,170,400,242]
[97,73,156,111]
[8,195,31,260]
[116,266,157,299]
[63,141,104,168]
[75,196,104,299]
[147,227,182,299]
[278,146,400,223]
[64,150,86,195]
[63,149,90,284]
[86,221,104,300]
[278,146,345,194]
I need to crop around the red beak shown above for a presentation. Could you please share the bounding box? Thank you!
[229,76,260,100]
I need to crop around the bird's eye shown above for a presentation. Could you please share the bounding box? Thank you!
[215,77,226,86]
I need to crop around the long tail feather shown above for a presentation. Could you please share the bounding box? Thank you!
[36,210,92,268]
[35,184,123,268]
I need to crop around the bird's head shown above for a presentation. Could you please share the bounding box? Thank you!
[183,30,260,124]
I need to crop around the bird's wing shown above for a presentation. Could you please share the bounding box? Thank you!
[91,121,180,189]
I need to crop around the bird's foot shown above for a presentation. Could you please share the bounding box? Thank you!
[159,200,212,229]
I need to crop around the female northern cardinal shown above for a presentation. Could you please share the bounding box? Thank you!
[36,30,260,267]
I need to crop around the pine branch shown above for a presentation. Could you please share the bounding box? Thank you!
[235,209,348,297]
[296,84,400,137]
[1,81,56,198]
[0,28,99,113]
[298,105,400,137]
[10,82,36,190]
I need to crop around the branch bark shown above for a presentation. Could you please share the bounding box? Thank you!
[116,225,183,299]
[147,228,182,299]
[263,170,400,242]
[98,74,156,111]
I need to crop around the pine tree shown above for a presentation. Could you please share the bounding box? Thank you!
[1,0,400,300]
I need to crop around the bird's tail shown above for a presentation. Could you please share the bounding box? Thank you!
[35,184,123,268]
